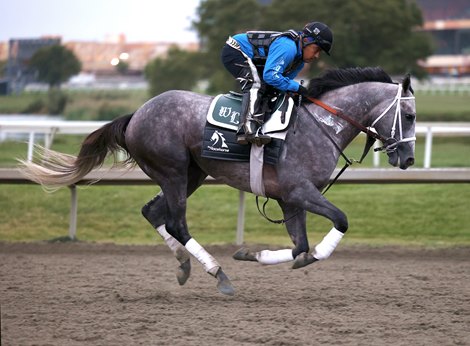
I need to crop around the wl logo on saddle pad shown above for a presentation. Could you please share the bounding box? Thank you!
[202,92,295,163]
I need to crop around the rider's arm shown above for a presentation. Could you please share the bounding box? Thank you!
[263,37,303,92]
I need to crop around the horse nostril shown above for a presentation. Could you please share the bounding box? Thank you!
[406,157,415,166]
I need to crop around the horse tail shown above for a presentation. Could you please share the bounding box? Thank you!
[19,113,134,188]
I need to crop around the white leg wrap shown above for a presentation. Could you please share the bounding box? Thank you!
[255,249,294,265]
[156,225,189,263]
[185,238,220,276]
[313,227,344,260]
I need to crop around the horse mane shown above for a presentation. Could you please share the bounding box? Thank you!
[306,67,394,99]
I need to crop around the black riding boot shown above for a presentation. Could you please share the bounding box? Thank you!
[237,93,271,146]
[236,92,251,145]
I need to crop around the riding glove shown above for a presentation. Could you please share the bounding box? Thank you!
[297,85,309,96]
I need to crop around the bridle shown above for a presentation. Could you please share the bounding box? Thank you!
[369,83,416,153]
[306,83,416,154]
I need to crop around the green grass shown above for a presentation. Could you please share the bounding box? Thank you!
[0,90,148,120]
[414,92,470,121]
[0,184,469,246]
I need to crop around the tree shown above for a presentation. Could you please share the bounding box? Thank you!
[29,45,81,114]
[192,0,263,92]
[115,60,129,75]
[144,0,432,96]
[0,60,6,78]
[191,0,433,93]
[144,46,205,96]
[29,45,81,89]
[315,0,433,78]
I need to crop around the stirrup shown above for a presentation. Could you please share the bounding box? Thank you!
[247,135,271,146]
[237,118,258,145]
[246,129,271,146]
[237,133,249,145]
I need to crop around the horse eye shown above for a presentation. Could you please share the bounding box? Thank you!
[405,113,415,121]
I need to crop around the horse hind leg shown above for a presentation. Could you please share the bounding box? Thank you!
[162,179,234,296]
[142,160,217,286]
[143,165,234,296]
[142,164,209,286]
[157,225,191,286]
[142,193,191,285]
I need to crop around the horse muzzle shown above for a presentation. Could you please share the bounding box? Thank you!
[387,141,415,170]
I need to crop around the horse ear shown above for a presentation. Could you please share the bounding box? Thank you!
[402,73,412,93]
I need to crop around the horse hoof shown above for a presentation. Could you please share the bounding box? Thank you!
[292,252,317,269]
[176,259,191,286]
[232,248,257,261]
[216,268,235,296]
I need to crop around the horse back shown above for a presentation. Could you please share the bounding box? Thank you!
[126,90,212,147]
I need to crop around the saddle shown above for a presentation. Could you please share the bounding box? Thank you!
[202,91,295,164]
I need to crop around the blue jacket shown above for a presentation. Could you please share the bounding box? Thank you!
[232,33,304,92]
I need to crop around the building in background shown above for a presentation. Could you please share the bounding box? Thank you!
[3,37,61,94]
[0,34,199,93]
[416,0,470,76]
[64,35,198,74]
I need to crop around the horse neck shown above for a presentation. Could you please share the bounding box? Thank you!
[313,82,396,149]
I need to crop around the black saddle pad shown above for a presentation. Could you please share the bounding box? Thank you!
[201,123,283,165]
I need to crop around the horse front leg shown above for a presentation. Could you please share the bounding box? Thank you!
[233,201,309,266]
[286,182,348,269]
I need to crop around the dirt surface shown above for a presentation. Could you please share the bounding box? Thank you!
[0,242,469,346]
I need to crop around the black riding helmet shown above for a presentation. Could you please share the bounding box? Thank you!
[302,21,333,55]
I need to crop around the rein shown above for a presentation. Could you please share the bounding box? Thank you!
[306,83,416,154]
[307,97,386,143]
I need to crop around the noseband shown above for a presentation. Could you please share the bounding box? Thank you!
[307,83,416,154]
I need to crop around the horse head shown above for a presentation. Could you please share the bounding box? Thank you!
[370,74,416,170]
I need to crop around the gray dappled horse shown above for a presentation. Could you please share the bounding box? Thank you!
[20,67,416,296]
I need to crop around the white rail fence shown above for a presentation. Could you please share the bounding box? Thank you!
[1,119,469,168]
[1,119,469,243]
[413,77,470,95]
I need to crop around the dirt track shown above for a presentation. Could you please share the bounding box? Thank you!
[0,242,469,346]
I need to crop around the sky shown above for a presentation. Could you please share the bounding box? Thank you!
[0,0,201,43]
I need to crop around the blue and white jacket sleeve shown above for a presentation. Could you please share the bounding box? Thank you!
[262,37,303,92]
